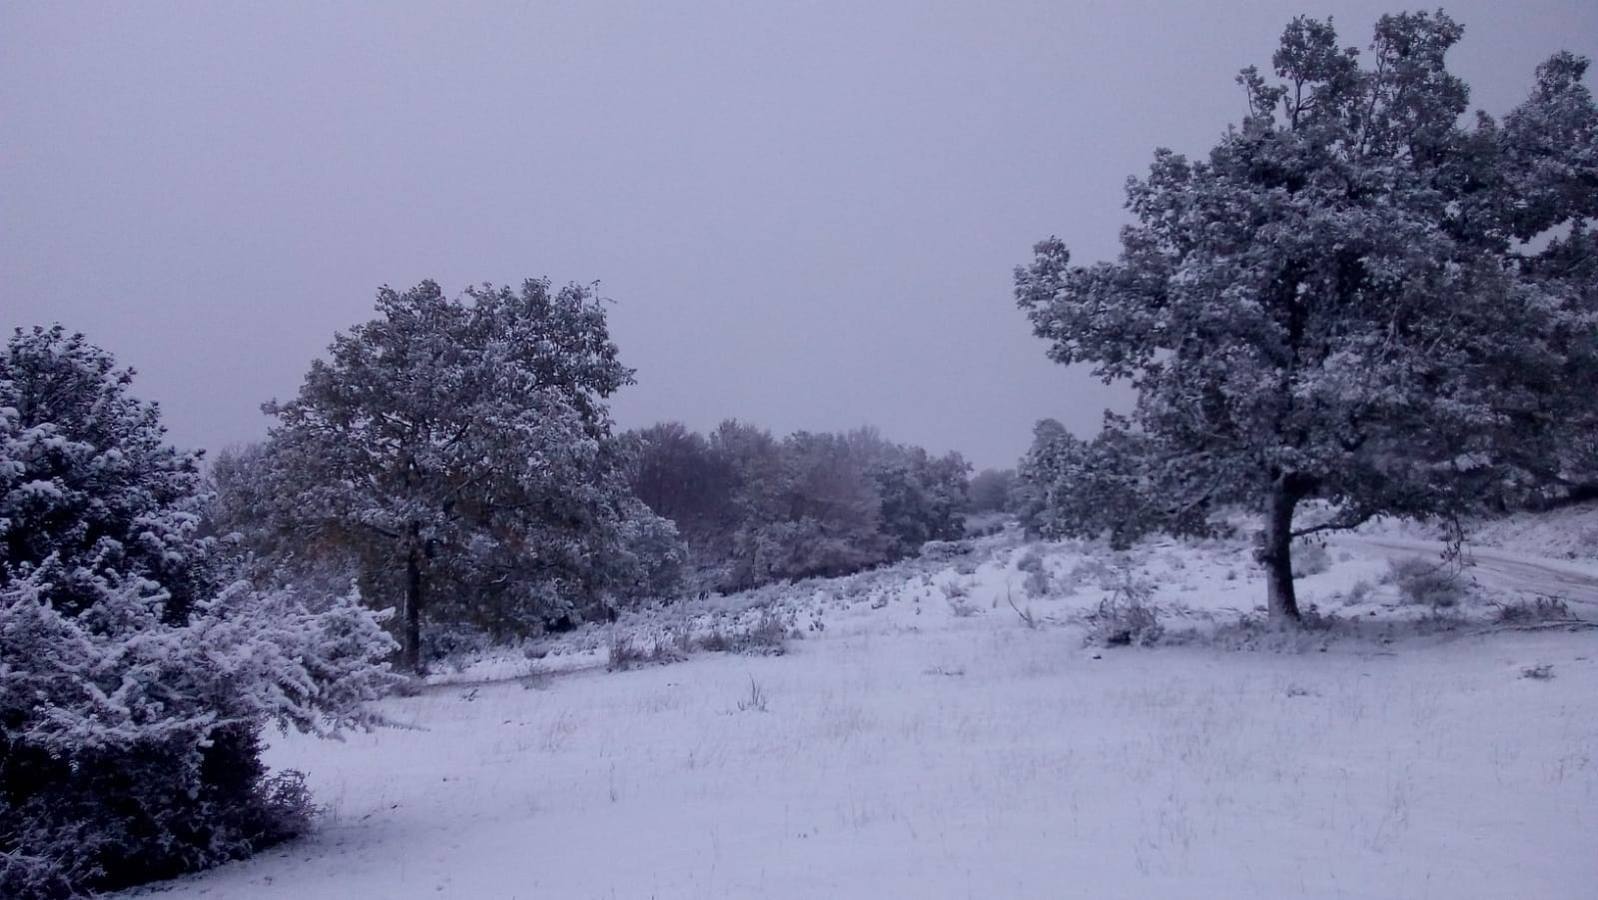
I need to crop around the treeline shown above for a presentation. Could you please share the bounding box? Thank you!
[621,421,970,591]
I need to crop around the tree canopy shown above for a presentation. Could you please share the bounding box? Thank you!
[244,279,682,671]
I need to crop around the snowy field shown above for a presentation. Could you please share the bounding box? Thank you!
[133,522,1598,899]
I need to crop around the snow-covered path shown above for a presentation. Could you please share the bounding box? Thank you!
[1339,536,1598,612]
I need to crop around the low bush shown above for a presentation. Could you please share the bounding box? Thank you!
[921,539,974,560]
[1387,557,1468,608]
[694,608,790,657]
[1022,566,1052,599]
[736,677,769,712]
[736,609,790,655]
[1084,573,1163,647]
[1493,596,1574,625]
[1291,541,1332,577]
[1520,664,1555,680]
[608,635,684,671]
[947,596,980,617]
[1015,546,1046,574]
[0,579,397,898]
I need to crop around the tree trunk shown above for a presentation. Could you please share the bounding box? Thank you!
[404,544,424,674]
[1257,484,1301,624]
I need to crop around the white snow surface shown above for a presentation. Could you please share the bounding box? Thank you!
[131,527,1598,899]
[1361,499,1598,563]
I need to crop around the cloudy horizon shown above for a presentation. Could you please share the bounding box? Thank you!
[6,0,1595,469]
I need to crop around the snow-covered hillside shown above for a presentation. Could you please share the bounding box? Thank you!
[1363,499,1598,563]
[131,528,1598,899]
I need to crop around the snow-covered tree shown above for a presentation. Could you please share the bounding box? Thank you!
[730,430,889,584]
[966,467,1016,514]
[621,421,740,553]
[850,429,970,556]
[1015,13,1598,622]
[255,279,682,671]
[0,326,396,898]
[1015,415,1210,549]
[625,420,970,589]
[0,326,208,623]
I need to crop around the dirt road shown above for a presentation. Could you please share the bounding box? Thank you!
[1340,536,1598,610]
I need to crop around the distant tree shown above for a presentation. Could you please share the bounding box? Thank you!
[710,418,789,530]
[206,442,367,598]
[625,419,974,588]
[851,430,970,554]
[1009,419,1068,534]
[0,326,394,898]
[621,421,739,551]
[1015,415,1210,549]
[967,467,1017,513]
[732,430,889,584]
[1016,13,1598,622]
[255,279,682,671]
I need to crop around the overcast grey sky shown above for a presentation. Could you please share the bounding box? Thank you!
[4,2,1595,469]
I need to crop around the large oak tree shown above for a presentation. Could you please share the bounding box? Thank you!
[1016,12,1598,622]
[257,279,680,671]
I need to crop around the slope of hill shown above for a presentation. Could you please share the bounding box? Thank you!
[129,526,1598,899]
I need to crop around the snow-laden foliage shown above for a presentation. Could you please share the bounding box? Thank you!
[1,573,397,897]
[1015,13,1598,621]
[1,326,208,623]
[0,326,398,899]
[1015,417,1210,549]
[237,279,683,671]
[857,431,970,558]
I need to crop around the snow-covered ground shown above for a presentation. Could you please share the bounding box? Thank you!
[1362,499,1598,563]
[131,527,1598,899]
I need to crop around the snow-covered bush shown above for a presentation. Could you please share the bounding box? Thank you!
[1386,557,1468,609]
[1016,548,1053,599]
[1084,574,1163,647]
[611,501,690,603]
[0,326,397,897]
[696,608,789,656]
[1291,541,1332,578]
[1022,566,1052,599]
[1,573,397,894]
[946,595,980,617]
[607,633,684,671]
[919,539,973,561]
[1015,546,1046,574]
[1493,596,1573,625]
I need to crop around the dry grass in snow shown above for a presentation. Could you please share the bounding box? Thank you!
[131,530,1598,899]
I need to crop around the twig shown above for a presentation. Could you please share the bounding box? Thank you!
[1005,585,1040,630]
